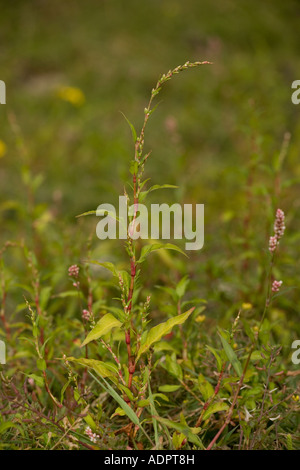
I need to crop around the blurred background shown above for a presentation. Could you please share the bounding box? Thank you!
[0,0,299,338]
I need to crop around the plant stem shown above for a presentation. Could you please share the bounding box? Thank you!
[206,344,254,450]
[195,362,226,428]
[124,61,212,391]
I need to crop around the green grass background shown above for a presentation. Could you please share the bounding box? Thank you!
[0,1,299,448]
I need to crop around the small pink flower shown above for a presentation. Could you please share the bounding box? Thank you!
[82,309,91,321]
[269,209,285,253]
[272,280,283,292]
[269,235,278,253]
[68,264,79,278]
[274,209,285,240]
[85,426,99,444]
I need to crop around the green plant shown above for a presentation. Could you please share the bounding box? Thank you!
[0,53,299,450]
[68,61,211,446]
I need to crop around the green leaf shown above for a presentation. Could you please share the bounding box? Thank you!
[81,313,122,347]
[129,160,139,175]
[55,290,84,299]
[152,393,169,402]
[120,112,137,143]
[93,373,139,424]
[148,379,160,449]
[155,285,178,302]
[137,243,187,264]
[286,434,294,451]
[154,341,178,354]
[218,333,243,377]
[102,306,127,322]
[198,374,214,401]
[84,414,97,431]
[176,276,190,299]
[139,184,178,202]
[137,399,151,407]
[111,407,126,418]
[76,210,97,218]
[136,308,194,361]
[206,345,223,373]
[24,373,44,388]
[164,354,183,381]
[37,358,47,371]
[117,384,134,401]
[39,286,52,310]
[148,184,178,192]
[0,421,24,437]
[202,401,229,421]
[60,379,72,403]
[158,384,181,393]
[154,416,204,448]
[88,261,118,277]
[67,357,117,379]
[173,431,187,450]
[40,336,52,358]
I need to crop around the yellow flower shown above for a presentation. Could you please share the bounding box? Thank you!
[196,314,206,323]
[242,303,253,310]
[0,140,7,158]
[57,86,85,106]
[292,395,299,402]
[233,343,238,349]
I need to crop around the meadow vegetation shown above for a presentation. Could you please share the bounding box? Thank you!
[0,0,299,450]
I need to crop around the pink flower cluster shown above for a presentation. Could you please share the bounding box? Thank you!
[85,426,99,444]
[272,280,283,292]
[274,209,285,238]
[269,209,285,253]
[68,264,79,278]
[268,236,278,252]
[82,309,91,321]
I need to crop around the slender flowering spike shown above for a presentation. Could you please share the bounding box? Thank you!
[68,264,79,278]
[274,209,285,240]
[142,295,151,325]
[269,208,285,253]
[272,280,283,292]
[269,235,278,253]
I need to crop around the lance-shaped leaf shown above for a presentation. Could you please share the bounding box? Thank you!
[67,357,117,379]
[198,373,214,401]
[153,416,204,448]
[139,184,178,202]
[136,307,194,361]
[88,260,118,277]
[88,372,155,447]
[202,401,229,421]
[218,332,243,377]
[137,242,187,264]
[75,210,97,218]
[120,112,137,144]
[81,313,121,347]
[206,345,223,372]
